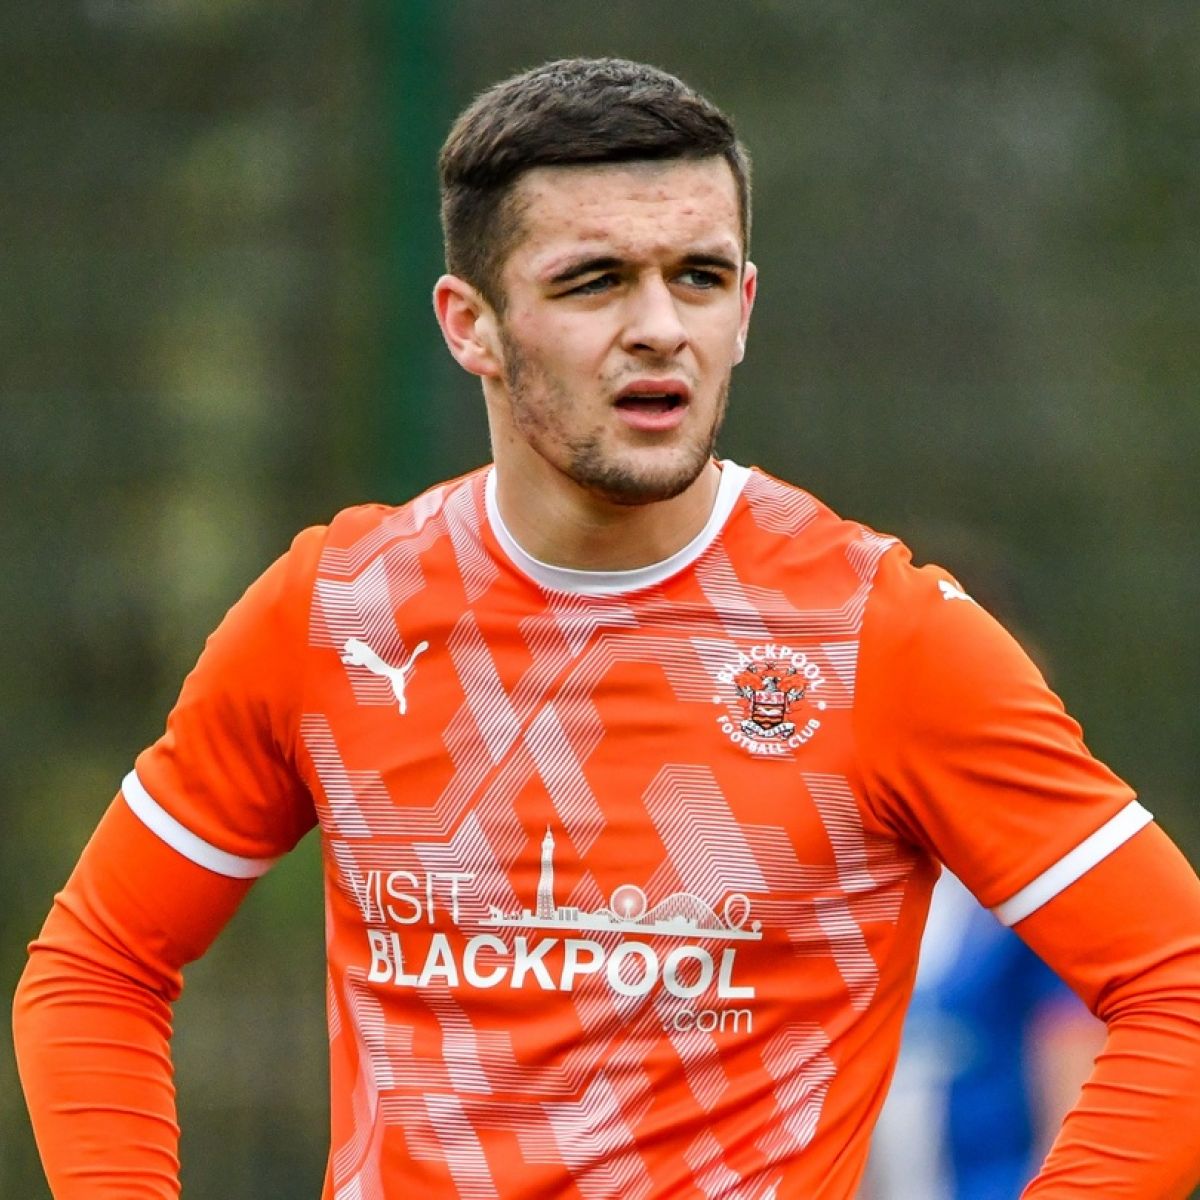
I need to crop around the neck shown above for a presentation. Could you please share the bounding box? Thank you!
[490,457,722,572]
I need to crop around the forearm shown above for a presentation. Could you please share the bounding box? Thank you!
[13,795,253,1198]
[1023,999,1200,1197]
[14,934,181,1199]
[1016,825,1200,1199]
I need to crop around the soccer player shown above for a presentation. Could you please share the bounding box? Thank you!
[13,57,1200,1199]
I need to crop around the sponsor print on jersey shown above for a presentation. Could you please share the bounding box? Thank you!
[712,643,828,757]
[360,827,760,1033]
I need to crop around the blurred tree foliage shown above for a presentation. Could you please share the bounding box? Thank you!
[1,2,1196,1196]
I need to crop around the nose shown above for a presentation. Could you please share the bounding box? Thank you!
[620,274,688,359]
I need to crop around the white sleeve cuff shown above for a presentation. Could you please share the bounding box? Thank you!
[991,799,1154,926]
[121,769,279,879]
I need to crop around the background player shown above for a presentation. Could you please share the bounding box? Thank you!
[861,870,1105,1200]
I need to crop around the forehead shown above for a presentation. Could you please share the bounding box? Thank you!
[504,158,743,278]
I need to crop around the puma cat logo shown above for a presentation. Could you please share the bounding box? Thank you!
[340,637,429,715]
[938,579,974,603]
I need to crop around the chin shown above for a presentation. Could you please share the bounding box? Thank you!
[569,446,714,507]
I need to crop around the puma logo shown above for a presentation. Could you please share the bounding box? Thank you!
[938,579,974,603]
[340,637,429,716]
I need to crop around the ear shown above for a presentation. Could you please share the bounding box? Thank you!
[433,274,503,379]
[733,260,758,365]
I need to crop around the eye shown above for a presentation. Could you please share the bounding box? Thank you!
[677,268,724,289]
[568,273,618,296]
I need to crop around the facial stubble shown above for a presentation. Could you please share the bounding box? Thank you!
[499,328,731,507]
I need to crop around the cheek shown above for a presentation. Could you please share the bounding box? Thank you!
[695,309,747,356]
[527,325,609,380]
[508,309,569,354]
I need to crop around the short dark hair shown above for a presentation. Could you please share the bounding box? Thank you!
[438,57,751,308]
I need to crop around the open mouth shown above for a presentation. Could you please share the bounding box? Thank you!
[614,380,692,414]
[612,384,691,432]
[614,392,687,415]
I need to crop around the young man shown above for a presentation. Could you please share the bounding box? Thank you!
[14,57,1200,1200]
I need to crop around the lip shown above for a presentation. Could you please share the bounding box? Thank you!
[613,379,692,433]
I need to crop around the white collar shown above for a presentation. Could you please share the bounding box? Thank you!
[484,460,750,595]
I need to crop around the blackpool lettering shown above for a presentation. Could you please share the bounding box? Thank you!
[715,643,827,689]
[365,929,755,1001]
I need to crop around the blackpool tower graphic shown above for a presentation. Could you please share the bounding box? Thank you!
[483,825,763,941]
[535,826,556,919]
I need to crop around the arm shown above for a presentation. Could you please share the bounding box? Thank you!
[14,526,324,1196]
[13,794,253,1198]
[857,546,1200,1197]
[1016,824,1200,1197]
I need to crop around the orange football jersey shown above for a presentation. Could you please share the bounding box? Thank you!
[124,461,1143,1199]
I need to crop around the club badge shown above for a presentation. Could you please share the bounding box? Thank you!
[713,644,827,757]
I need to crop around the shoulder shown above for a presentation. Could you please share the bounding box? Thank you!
[862,538,1024,679]
[733,467,993,647]
[729,466,904,601]
[737,466,886,547]
[319,468,487,552]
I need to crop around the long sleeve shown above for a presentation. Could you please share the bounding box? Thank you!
[15,527,322,1196]
[13,794,254,1198]
[855,545,1200,1195]
[1016,823,1200,1198]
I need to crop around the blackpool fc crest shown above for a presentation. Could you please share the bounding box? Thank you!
[713,644,827,757]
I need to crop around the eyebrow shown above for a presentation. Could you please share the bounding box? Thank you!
[543,256,624,287]
[542,250,741,287]
[679,251,742,274]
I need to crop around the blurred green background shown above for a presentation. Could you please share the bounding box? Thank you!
[2,2,1197,1196]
